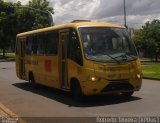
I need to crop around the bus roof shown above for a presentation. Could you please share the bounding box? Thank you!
[17,21,125,37]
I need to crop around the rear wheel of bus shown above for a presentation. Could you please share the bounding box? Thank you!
[29,72,36,88]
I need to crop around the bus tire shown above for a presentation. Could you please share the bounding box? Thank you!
[71,80,84,101]
[29,72,36,88]
[122,91,134,98]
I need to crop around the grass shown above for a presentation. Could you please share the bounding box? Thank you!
[142,61,160,79]
[0,52,15,61]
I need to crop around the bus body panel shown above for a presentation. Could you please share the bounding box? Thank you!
[16,21,142,96]
[24,55,60,88]
[79,59,142,95]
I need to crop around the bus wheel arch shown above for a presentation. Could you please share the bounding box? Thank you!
[70,78,84,100]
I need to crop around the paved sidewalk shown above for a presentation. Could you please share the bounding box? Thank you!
[0,103,24,123]
[0,109,8,118]
[0,109,17,123]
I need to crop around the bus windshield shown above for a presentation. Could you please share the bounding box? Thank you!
[79,27,138,62]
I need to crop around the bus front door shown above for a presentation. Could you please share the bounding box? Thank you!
[59,31,69,89]
[20,39,26,79]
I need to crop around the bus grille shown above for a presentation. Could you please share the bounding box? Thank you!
[101,81,134,92]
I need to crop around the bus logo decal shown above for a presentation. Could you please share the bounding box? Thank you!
[45,60,52,72]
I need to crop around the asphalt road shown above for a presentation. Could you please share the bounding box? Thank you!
[0,62,160,121]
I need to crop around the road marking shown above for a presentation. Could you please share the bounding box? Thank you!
[0,102,27,123]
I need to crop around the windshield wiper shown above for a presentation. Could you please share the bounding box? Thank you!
[113,52,137,61]
[106,54,120,64]
[125,52,137,60]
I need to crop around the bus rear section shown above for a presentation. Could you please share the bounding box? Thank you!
[15,37,26,80]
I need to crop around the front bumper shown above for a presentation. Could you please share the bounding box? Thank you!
[80,78,142,96]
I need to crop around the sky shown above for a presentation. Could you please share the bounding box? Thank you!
[4,0,160,28]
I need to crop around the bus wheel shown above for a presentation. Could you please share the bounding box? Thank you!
[29,72,36,88]
[122,91,134,98]
[71,81,84,101]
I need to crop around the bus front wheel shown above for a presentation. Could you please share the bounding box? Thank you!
[71,81,84,101]
[122,91,134,98]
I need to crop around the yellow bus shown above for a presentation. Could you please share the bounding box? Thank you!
[16,20,142,99]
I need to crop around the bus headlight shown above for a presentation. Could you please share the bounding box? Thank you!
[137,74,141,79]
[131,74,141,80]
[88,76,99,82]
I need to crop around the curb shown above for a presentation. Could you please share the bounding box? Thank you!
[0,60,15,62]
[143,77,160,81]
[0,102,26,123]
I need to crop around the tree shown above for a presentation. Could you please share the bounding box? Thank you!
[16,0,54,32]
[132,30,144,52]
[0,0,54,57]
[133,19,160,61]
[0,1,16,57]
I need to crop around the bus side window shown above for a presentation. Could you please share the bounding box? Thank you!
[68,29,83,66]
[46,31,58,55]
[37,34,45,55]
[25,36,32,55]
[16,38,20,55]
[32,35,38,54]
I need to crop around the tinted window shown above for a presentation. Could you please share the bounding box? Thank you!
[37,34,45,55]
[25,36,32,55]
[16,38,21,55]
[46,31,58,55]
[80,27,138,62]
[25,31,59,56]
[68,29,83,65]
[26,35,38,55]
[32,35,38,54]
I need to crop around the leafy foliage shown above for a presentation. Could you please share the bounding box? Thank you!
[133,19,160,61]
[18,0,54,31]
[0,0,54,57]
[0,1,16,56]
